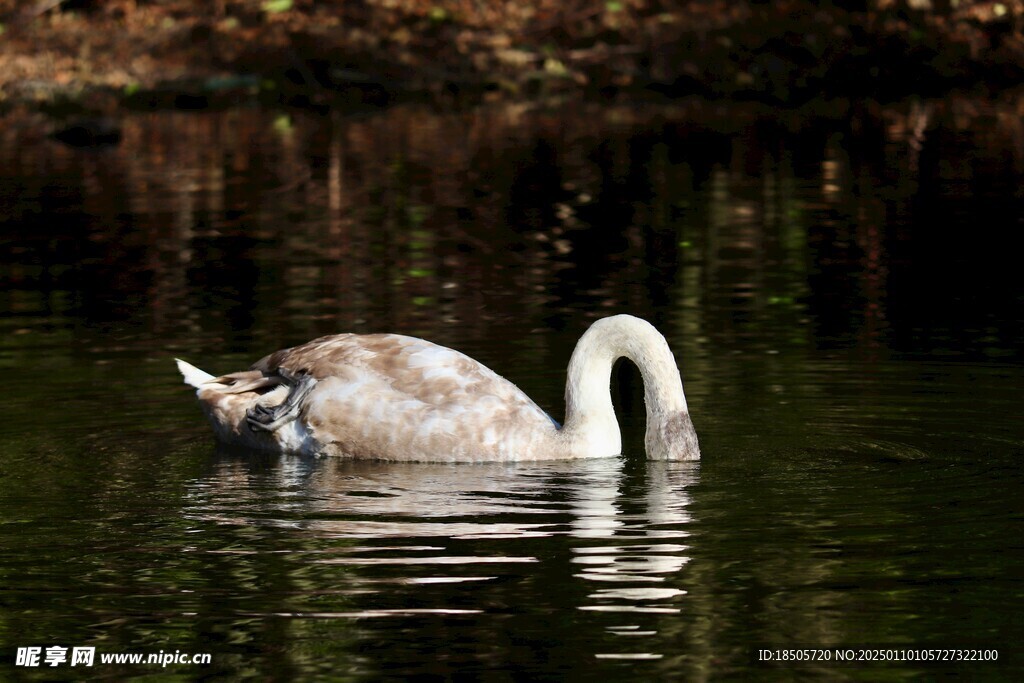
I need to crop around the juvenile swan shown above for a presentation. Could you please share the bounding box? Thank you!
[176,314,699,462]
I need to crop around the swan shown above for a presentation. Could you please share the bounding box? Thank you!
[176,314,699,462]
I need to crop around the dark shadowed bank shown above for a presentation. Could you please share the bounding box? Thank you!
[1,0,1023,111]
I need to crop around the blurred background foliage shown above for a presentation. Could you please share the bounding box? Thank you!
[1,0,1023,107]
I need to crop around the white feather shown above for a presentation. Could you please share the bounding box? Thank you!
[176,359,215,388]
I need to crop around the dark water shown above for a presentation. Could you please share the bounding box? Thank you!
[1,96,1023,680]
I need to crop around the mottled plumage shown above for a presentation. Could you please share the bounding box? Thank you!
[177,315,699,462]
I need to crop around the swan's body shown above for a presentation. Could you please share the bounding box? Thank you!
[177,314,699,462]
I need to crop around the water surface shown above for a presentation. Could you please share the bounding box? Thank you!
[1,96,1022,679]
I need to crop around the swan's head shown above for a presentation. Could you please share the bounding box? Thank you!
[646,410,700,461]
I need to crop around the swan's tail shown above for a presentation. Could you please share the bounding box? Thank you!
[176,359,215,388]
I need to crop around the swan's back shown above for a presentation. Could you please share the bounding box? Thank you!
[197,333,560,461]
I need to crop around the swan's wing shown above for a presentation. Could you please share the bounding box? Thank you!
[255,333,557,459]
[257,333,546,414]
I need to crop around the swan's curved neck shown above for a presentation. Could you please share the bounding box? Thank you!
[561,315,698,460]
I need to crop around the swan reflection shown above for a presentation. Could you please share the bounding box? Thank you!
[183,450,698,659]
